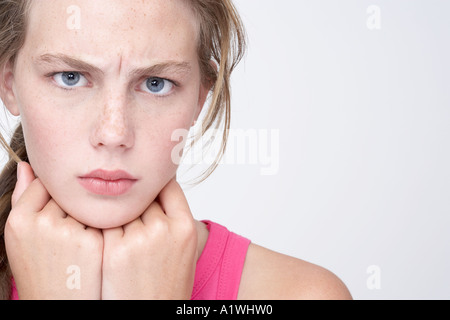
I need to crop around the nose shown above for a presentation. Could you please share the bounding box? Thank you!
[90,91,135,151]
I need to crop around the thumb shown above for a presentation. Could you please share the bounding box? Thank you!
[11,162,36,208]
[157,177,192,219]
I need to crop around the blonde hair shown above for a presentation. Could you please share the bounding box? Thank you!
[0,0,246,299]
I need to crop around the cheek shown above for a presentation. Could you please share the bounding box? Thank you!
[18,101,74,184]
[140,88,199,166]
[15,72,61,166]
[20,109,56,164]
[148,115,192,171]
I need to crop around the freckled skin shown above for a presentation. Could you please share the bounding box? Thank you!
[2,0,354,301]
[5,0,208,228]
[98,105,127,141]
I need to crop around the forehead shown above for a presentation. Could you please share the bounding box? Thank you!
[23,0,199,69]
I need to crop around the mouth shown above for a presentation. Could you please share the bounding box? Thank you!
[78,169,138,196]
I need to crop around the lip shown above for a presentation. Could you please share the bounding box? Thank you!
[78,169,138,196]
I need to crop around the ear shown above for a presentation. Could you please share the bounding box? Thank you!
[0,60,20,116]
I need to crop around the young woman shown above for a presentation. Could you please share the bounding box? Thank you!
[0,0,352,299]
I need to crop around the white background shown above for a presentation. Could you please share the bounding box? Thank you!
[1,0,449,299]
[182,0,450,300]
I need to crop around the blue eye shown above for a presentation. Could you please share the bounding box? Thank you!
[140,77,174,96]
[53,72,88,88]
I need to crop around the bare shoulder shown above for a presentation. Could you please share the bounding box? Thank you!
[237,243,352,300]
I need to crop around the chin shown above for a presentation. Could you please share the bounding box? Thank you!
[45,177,164,229]
[78,214,131,229]
[60,199,148,229]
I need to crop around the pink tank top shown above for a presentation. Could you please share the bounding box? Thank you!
[10,220,250,300]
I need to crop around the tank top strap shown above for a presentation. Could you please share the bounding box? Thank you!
[191,220,250,300]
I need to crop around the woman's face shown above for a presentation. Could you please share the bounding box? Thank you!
[4,0,207,228]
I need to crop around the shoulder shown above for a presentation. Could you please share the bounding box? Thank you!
[237,243,352,300]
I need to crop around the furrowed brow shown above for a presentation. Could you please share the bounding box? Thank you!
[35,54,192,79]
[128,62,192,79]
[36,54,104,75]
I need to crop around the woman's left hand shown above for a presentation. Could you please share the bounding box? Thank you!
[101,178,198,300]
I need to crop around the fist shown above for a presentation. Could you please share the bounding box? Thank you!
[101,178,198,300]
[5,162,103,299]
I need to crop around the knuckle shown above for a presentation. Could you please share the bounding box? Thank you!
[104,242,129,269]
[177,217,196,236]
[36,214,54,230]
[86,228,103,245]
[130,229,149,248]
[150,214,169,235]
[173,218,197,247]
[82,231,103,254]
[5,211,27,238]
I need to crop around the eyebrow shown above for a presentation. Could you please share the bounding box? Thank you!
[36,53,103,75]
[35,53,192,78]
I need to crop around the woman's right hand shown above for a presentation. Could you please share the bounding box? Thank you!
[4,162,103,299]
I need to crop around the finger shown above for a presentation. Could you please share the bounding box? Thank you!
[11,162,37,208]
[140,200,163,226]
[102,226,124,243]
[64,214,89,230]
[40,199,67,219]
[12,178,51,214]
[157,178,192,219]
[122,215,144,235]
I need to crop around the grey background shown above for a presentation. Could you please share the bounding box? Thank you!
[182,0,450,300]
[1,0,449,299]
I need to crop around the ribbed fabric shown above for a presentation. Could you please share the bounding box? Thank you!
[191,220,250,300]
